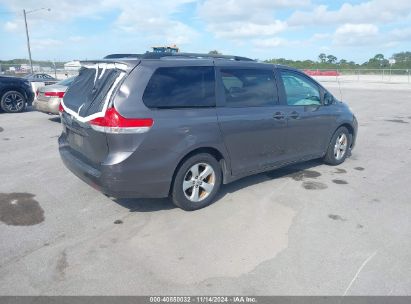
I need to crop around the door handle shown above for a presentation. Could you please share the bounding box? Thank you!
[273,112,285,120]
[288,111,300,119]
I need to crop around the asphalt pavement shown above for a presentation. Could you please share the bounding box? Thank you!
[0,82,410,295]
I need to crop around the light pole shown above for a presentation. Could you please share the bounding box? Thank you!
[23,8,50,73]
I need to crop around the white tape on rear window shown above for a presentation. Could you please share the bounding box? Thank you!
[61,63,126,123]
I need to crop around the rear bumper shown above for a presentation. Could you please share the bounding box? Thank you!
[58,136,171,198]
[33,99,60,114]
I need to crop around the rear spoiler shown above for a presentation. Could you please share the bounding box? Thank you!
[79,60,140,73]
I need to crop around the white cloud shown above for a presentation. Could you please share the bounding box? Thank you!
[390,27,411,40]
[319,46,331,52]
[0,0,198,46]
[288,0,411,26]
[165,23,199,45]
[199,0,309,23]
[208,21,287,39]
[31,38,63,50]
[333,24,379,46]
[198,0,309,40]
[103,0,198,45]
[0,0,108,21]
[310,33,331,41]
[253,37,288,48]
[4,21,19,32]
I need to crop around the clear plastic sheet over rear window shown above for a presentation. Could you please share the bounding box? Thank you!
[63,66,121,117]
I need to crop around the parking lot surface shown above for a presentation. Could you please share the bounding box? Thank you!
[0,82,410,295]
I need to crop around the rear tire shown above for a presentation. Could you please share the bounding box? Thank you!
[323,126,351,165]
[1,91,27,113]
[171,153,222,211]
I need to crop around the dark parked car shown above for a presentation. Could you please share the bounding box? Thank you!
[0,75,34,112]
[59,52,357,211]
[23,73,58,85]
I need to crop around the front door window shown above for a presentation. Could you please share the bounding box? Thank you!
[280,71,321,106]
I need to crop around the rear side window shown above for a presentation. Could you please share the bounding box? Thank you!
[143,66,215,108]
[220,68,277,107]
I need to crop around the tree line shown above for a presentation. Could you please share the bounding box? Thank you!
[264,52,411,70]
[0,59,65,68]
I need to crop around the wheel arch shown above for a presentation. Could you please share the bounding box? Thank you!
[168,146,230,195]
[0,86,27,98]
[0,87,28,102]
[338,122,355,148]
[325,122,355,156]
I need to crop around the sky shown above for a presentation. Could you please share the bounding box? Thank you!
[0,0,410,63]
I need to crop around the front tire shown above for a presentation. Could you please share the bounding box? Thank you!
[323,126,351,165]
[171,153,222,211]
[1,91,27,113]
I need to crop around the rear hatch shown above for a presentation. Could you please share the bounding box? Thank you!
[60,60,138,165]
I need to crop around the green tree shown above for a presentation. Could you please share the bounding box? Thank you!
[374,54,385,61]
[364,54,389,68]
[326,55,337,64]
[208,50,221,55]
[318,53,327,63]
[393,52,411,62]
[391,52,411,68]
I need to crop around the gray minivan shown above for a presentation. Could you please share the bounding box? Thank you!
[59,53,357,210]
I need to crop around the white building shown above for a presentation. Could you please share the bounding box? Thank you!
[64,61,82,71]
[20,64,41,72]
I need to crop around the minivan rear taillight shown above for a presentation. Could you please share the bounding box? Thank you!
[45,91,65,98]
[58,102,64,113]
[89,107,153,134]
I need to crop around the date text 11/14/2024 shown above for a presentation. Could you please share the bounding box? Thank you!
[149,296,257,303]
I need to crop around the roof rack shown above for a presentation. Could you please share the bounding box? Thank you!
[140,52,255,62]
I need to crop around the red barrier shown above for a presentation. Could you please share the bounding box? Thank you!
[303,70,340,76]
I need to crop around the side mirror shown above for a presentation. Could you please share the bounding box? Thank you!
[323,92,334,105]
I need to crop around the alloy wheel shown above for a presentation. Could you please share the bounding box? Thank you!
[334,133,348,160]
[3,93,24,112]
[183,163,216,202]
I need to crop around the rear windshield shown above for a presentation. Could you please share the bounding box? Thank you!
[63,66,122,117]
[143,66,215,108]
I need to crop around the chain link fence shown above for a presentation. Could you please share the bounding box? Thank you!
[1,63,410,84]
[304,68,411,84]
[0,63,79,80]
